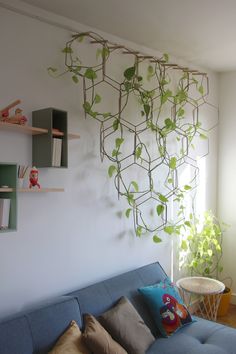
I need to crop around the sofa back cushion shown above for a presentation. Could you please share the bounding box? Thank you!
[0,316,33,354]
[69,262,166,335]
[26,297,82,354]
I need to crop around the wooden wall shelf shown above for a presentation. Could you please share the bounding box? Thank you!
[18,188,64,193]
[0,188,14,192]
[0,121,80,139]
[0,121,48,135]
[68,133,80,140]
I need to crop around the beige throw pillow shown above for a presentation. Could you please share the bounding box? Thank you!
[83,314,128,354]
[49,320,90,354]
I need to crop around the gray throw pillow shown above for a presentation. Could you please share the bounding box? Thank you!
[99,296,155,354]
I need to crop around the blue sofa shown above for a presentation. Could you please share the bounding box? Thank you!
[0,261,236,354]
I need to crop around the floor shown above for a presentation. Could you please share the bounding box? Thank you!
[217,304,236,328]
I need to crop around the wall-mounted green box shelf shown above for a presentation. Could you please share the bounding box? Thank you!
[32,108,68,168]
[0,163,17,232]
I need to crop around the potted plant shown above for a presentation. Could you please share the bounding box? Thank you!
[180,210,231,317]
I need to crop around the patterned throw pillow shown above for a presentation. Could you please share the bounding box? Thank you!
[139,277,194,337]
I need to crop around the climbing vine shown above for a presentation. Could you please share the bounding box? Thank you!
[48,31,217,242]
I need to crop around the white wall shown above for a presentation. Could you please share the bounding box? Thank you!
[0,2,219,318]
[218,72,236,303]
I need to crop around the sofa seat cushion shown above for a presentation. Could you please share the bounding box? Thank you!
[146,318,236,354]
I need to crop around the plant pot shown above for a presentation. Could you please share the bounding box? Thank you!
[217,287,232,317]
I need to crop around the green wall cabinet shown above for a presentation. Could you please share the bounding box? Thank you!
[32,108,68,168]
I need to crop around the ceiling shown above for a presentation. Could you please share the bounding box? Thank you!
[21,0,236,72]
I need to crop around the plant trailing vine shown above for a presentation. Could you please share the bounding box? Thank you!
[48,31,217,242]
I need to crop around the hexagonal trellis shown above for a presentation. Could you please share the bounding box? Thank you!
[134,193,167,233]
[56,31,217,238]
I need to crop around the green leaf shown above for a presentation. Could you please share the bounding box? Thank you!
[200,133,208,140]
[144,104,150,117]
[83,101,91,113]
[124,66,136,80]
[127,193,134,205]
[148,65,154,74]
[124,81,132,92]
[164,118,175,130]
[72,75,79,83]
[184,185,192,190]
[135,146,142,159]
[102,47,109,59]
[125,208,132,218]
[90,111,98,118]
[113,119,120,131]
[47,67,57,73]
[103,112,111,119]
[96,48,102,60]
[131,181,139,192]
[198,85,204,95]
[184,221,191,227]
[78,35,84,42]
[156,204,164,216]
[112,149,121,158]
[163,53,169,62]
[181,240,188,251]
[167,178,173,184]
[207,249,213,257]
[177,108,185,117]
[94,94,101,104]
[108,165,117,178]
[161,90,172,104]
[84,68,97,80]
[115,138,124,149]
[169,157,177,169]
[136,226,142,237]
[62,46,73,53]
[153,235,162,243]
[164,226,174,235]
[159,194,168,203]
[159,145,165,157]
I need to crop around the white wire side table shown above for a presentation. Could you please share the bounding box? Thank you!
[176,277,225,321]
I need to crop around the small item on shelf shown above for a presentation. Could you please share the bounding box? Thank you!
[0,99,27,125]
[0,198,11,229]
[18,165,28,189]
[29,167,40,189]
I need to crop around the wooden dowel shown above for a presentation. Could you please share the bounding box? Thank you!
[173,66,189,71]
[137,55,154,59]
[162,63,179,67]
[123,51,140,55]
[183,70,199,73]
[150,59,166,63]
[108,45,124,49]
[90,40,108,44]
[192,72,207,76]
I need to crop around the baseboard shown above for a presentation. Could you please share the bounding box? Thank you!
[231,293,236,305]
